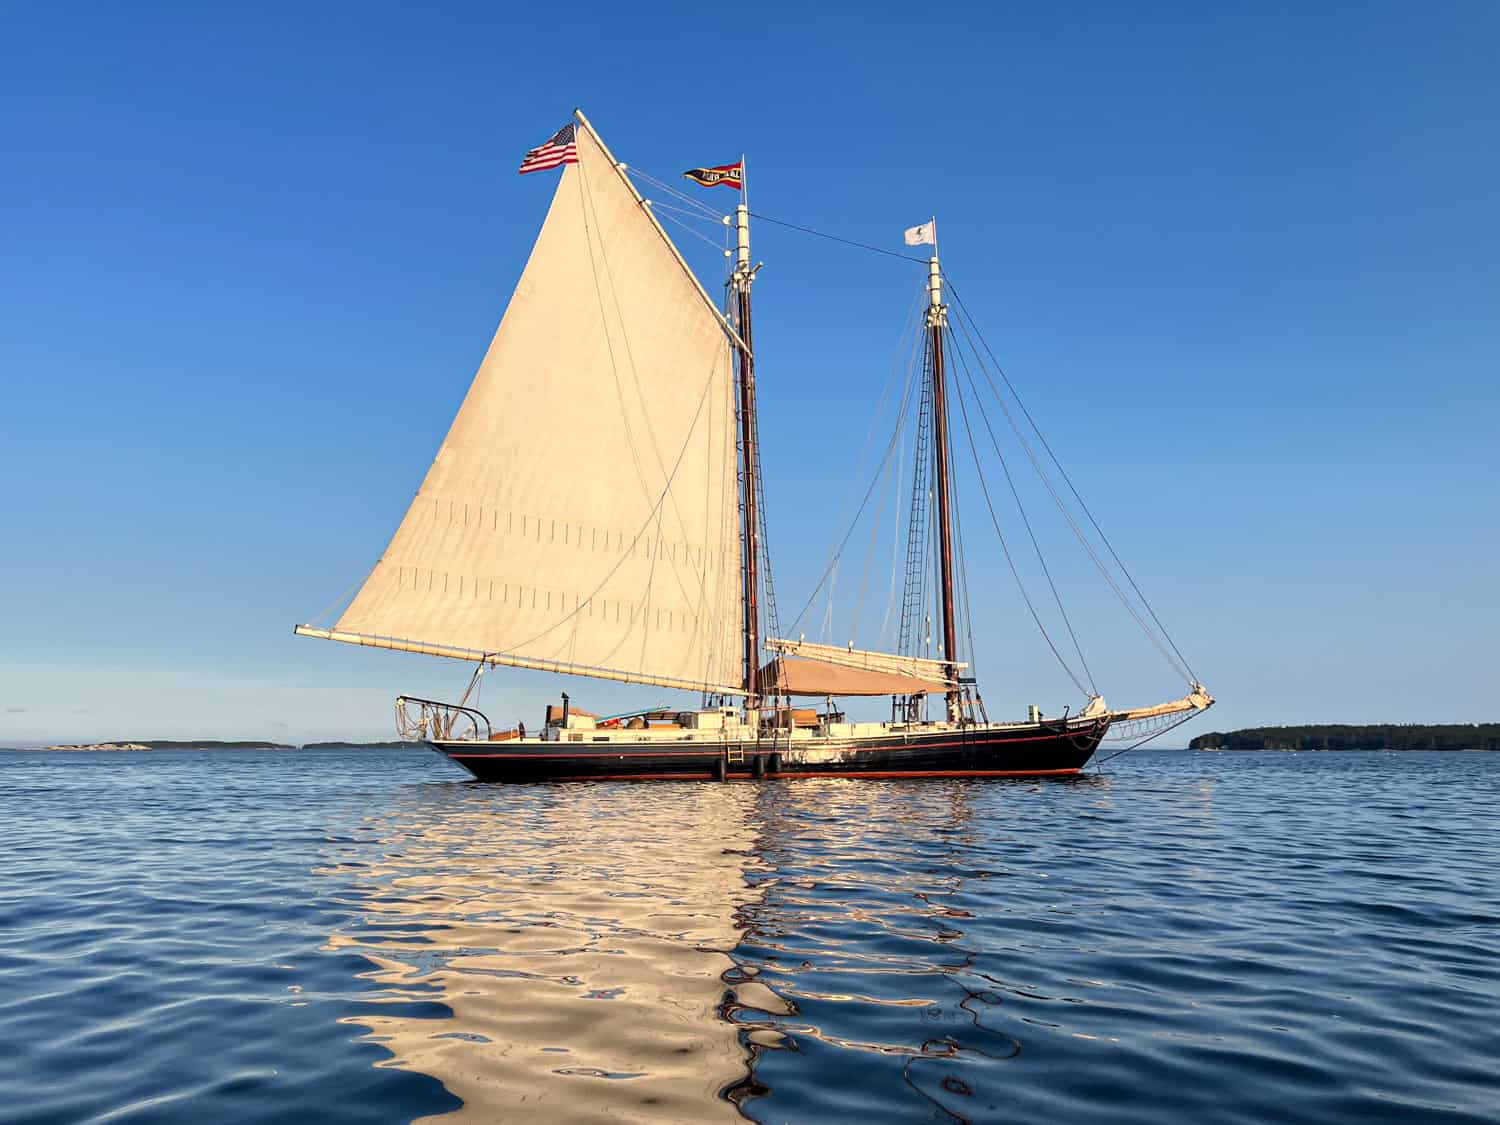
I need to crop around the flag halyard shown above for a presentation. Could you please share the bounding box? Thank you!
[519,123,579,174]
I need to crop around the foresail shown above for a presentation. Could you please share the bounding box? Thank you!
[314,118,744,695]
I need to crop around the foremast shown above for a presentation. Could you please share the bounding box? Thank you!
[732,177,762,710]
[925,242,962,723]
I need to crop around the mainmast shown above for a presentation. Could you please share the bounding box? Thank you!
[732,175,761,708]
[926,246,961,723]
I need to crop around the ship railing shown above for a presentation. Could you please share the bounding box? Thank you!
[395,696,493,742]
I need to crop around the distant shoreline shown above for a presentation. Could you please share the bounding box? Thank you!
[1190,724,1500,752]
[22,740,412,752]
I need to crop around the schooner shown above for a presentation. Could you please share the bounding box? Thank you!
[295,110,1212,781]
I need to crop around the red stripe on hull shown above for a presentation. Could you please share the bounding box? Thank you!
[445,768,1085,782]
[766,768,1083,779]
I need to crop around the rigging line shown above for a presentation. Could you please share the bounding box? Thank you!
[599,358,729,678]
[819,564,837,645]
[848,426,896,645]
[946,324,1097,693]
[850,283,926,644]
[1093,712,1199,767]
[652,206,730,253]
[501,362,722,656]
[947,311,1190,684]
[694,343,734,688]
[785,324,926,634]
[628,166,725,220]
[886,291,936,653]
[877,393,909,651]
[578,160,710,613]
[748,373,783,645]
[748,212,930,264]
[840,282,925,524]
[948,416,982,696]
[949,340,1090,696]
[944,281,1199,686]
[914,336,937,663]
[576,167,670,534]
[303,568,374,629]
[645,199,723,227]
[920,339,937,663]
[634,516,664,680]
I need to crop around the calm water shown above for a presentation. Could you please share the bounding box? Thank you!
[1,749,1497,1123]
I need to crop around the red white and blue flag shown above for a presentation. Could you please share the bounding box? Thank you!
[518,123,578,175]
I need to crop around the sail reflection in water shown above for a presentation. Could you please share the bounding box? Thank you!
[317,775,1105,1121]
[320,783,772,1122]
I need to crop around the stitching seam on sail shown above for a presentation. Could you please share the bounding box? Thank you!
[494,360,723,660]
[577,144,717,624]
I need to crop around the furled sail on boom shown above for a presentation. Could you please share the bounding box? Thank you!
[297,114,748,696]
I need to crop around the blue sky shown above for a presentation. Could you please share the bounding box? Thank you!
[1,2,1495,744]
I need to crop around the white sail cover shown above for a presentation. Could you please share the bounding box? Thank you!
[315,118,745,695]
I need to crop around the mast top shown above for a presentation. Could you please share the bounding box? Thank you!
[735,201,752,279]
[926,255,947,327]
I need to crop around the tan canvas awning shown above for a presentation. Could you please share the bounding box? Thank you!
[759,655,948,697]
[764,637,961,679]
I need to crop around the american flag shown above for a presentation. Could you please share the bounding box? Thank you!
[518,123,578,175]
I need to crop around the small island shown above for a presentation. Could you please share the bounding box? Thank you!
[27,739,412,751]
[44,740,298,751]
[1191,724,1500,752]
[43,742,155,752]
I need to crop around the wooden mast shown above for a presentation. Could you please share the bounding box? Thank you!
[733,180,761,708]
[926,248,961,723]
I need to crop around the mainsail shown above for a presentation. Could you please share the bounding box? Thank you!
[298,115,747,696]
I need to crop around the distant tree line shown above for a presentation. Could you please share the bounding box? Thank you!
[1190,724,1500,752]
[133,740,296,750]
[301,741,411,749]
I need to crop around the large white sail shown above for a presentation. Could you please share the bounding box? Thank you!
[299,116,745,696]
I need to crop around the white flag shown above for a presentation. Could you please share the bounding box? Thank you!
[904,220,936,247]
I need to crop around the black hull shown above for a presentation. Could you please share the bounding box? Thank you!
[434,719,1108,782]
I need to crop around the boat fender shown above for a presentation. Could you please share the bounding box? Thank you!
[714,757,727,782]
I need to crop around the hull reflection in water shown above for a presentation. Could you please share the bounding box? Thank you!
[724,779,1011,1116]
[321,783,777,1122]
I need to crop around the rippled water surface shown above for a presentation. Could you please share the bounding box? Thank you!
[2,749,1497,1123]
